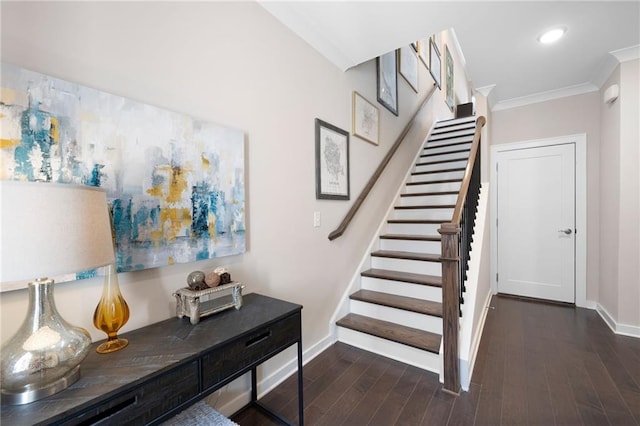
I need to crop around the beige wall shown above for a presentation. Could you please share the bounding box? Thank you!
[0,0,469,401]
[599,68,621,319]
[605,59,640,328]
[490,91,601,303]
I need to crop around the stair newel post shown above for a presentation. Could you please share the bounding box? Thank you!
[439,222,461,394]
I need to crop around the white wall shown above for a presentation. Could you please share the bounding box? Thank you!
[0,1,469,406]
[490,91,601,303]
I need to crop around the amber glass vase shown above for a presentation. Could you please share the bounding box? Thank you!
[93,263,130,354]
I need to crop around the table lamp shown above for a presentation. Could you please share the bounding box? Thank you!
[0,181,115,405]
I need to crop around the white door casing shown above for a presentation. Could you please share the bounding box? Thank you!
[491,134,587,307]
[496,143,575,302]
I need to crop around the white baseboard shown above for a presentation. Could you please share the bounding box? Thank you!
[215,333,335,417]
[596,303,640,339]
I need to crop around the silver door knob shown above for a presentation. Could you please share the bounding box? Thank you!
[559,228,572,235]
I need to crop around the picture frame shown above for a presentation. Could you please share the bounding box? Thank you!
[429,37,442,89]
[315,118,350,200]
[376,51,399,116]
[418,38,429,69]
[352,91,380,145]
[445,44,454,111]
[398,45,419,93]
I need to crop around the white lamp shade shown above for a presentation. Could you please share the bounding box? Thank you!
[0,181,115,285]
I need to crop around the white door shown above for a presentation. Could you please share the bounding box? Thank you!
[496,143,575,303]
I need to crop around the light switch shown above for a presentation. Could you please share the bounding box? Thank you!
[313,211,321,228]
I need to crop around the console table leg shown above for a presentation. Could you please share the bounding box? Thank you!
[297,340,304,426]
[251,367,258,402]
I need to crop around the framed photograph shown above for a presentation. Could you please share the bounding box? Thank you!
[445,44,454,111]
[352,91,380,145]
[418,38,429,69]
[429,38,442,89]
[398,46,419,93]
[315,118,350,200]
[376,51,398,116]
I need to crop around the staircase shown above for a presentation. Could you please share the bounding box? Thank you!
[336,115,478,374]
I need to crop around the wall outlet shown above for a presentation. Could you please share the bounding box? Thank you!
[313,211,321,228]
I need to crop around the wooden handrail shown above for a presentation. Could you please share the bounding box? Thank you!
[328,84,437,241]
[450,116,486,225]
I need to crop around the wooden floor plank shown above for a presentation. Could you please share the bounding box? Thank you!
[232,296,640,426]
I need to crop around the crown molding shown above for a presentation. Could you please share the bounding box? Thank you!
[610,44,640,63]
[492,83,599,112]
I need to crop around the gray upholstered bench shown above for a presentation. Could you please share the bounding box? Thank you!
[161,401,238,426]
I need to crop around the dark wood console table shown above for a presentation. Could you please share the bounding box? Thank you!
[1,293,303,426]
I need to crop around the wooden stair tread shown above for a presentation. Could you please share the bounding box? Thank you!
[361,268,442,287]
[379,234,441,242]
[412,167,466,176]
[336,313,441,353]
[388,219,448,224]
[371,250,441,262]
[423,141,472,150]
[401,190,459,197]
[420,148,470,158]
[350,289,443,317]
[395,204,455,210]
[416,158,467,166]
[406,179,461,186]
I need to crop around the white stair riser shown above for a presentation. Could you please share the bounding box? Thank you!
[434,116,476,127]
[414,160,467,173]
[337,327,441,373]
[361,277,442,303]
[399,194,459,206]
[431,123,475,135]
[379,238,442,253]
[371,256,441,276]
[405,181,461,193]
[350,300,443,335]
[410,170,465,183]
[430,129,475,141]
[387,222,441,235]
[419,151,470,163]
[427,135,474,146]
[423,142,472,155]
[393,207,453,220]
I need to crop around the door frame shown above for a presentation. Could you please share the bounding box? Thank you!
[490,133,587,307]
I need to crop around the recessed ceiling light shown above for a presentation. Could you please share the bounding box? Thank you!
[538,27,567,44]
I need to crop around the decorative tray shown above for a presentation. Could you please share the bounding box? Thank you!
[173,282,245,325]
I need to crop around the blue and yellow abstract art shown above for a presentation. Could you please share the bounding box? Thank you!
[1,63,245,277]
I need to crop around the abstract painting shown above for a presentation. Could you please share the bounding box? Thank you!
[0,63,245,279]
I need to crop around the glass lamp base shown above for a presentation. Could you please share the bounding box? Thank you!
[96,338,129,354]
[1,365,80,405]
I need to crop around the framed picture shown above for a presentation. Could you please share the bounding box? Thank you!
[398,46,419,93]
[376,51,398,116]
[418,38,429,69]
[429,38,442,89]
[315,118,350,200]
[445,45,454,111]
[352,91,380,145]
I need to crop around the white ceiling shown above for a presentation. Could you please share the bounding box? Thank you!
[260,1,640,110]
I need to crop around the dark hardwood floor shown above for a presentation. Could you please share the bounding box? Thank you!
[232,295,640,425]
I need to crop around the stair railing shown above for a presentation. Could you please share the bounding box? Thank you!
[439,115,486,394]
[328,84,437,241]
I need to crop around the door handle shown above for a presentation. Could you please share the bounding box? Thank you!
[558,228,572,235]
